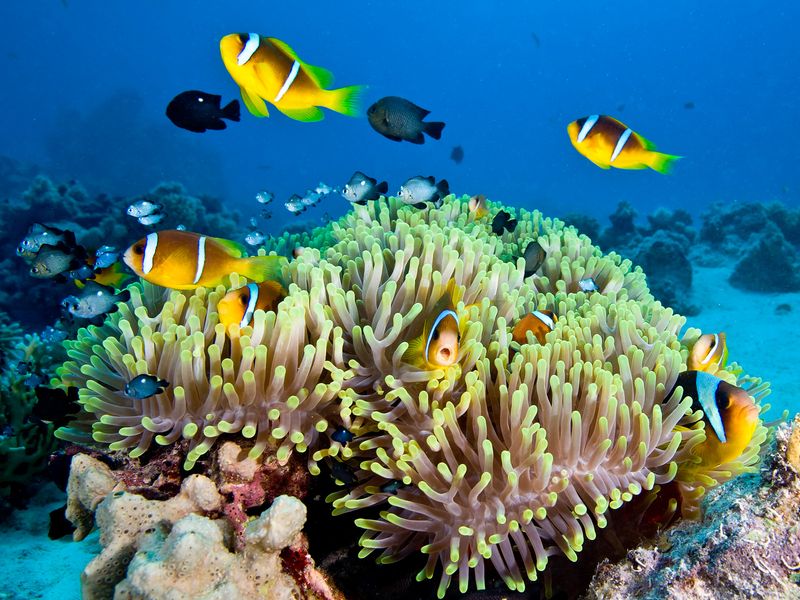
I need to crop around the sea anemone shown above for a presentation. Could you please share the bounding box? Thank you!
[56,194,769,595]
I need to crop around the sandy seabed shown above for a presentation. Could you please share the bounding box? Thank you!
[1,265,798,600]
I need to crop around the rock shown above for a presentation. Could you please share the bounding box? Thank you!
[729,222,800,292]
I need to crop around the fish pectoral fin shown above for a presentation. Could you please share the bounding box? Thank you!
[276,105,325,122]
[403,331,427,368]
[240,87,269,117]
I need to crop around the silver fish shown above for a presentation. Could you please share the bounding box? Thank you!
[314,182,336,196]
[245,230,266,246]
[124,374,169,399]
[61,282,130,319]
[285,194,306,214]
[94,246,119,269]
[578,277,599,293]
[127,200,163,218]
[397,176,450,209]
[301,191,321,206]
[17,223,76,259]
[255,190,274,205]
[138,212,165,226]
[176,224,187,231]
[341,171,388,205]
[249,217,258,228]
[29,244,82,278]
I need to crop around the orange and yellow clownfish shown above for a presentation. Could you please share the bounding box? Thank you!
[217,281,286,329]
[468,194,488,220]
[122,230,284,291]
[404,282,461,370]
[567,115,681,174]
[512,310,557,345]
[75,259,132,290]
[687,332,728,372]
[219,33,366,122]
[672,370,760,468]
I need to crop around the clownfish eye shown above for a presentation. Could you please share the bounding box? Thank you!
[133,244,144,255]
[718,395,731,410]
[240,292,250,306]
[238,33,248,44]
[432,330,440,341]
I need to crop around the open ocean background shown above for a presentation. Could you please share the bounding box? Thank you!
[1,0,798,234]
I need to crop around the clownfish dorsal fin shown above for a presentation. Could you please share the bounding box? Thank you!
[268,37,335,88]
[210,236,247,258]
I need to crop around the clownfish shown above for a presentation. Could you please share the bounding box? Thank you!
[687,333,728,372]
[671,370,760,467]
[567,115,681,174]
[404,282,461,370]
[512,310,557,345]
[219,33,365,122]
[468,194,488,220]
[217,281,286,329]
[123,230,284,291]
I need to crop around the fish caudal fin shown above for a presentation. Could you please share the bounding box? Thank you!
[647,151,682,174]
[424,121,445,140]
[325,84,367,117]
[222,99,241,122]
[237,255,285,284]
[376,181,389,195]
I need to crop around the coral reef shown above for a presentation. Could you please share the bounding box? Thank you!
[585,416,800,599]
[0,317,66,507]
[65,452,334,600]
[55,194,770,597]
[729,222,800,292]
[0,174,241,326]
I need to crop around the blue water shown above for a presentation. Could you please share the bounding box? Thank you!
[2,1,798,231]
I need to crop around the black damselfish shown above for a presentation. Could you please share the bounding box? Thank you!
[166,90,240,133]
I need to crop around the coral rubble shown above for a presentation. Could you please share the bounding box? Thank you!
[56,194,772,597]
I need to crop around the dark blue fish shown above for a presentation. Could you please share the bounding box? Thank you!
[124,374,169,399]
[166,90,240,133]
[380,480,407,494]
[329,460,357,486]
[331,426,354,444]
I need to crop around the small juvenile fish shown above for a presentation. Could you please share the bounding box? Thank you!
[127,200,163,218]
[468,194,488,220]
[29,244,83,279]
[314,182,335,196]
[255,190,274,205]
[166,90,240,133]
[329,459,357,486]
[176,224,187,231]
[285,194,306,214]
[491,210,517,235]
[578,277,598,293]
[17,223,76,259]
[94,246,118,269]
[217,281,286,329]
[380,480,406,494]
[261,209,272,220]
[320,212,331,224]
[62,282,130,319]
[450,145,464,164]
[124,374,170,399]
[331,427,354,444]
[397,176,450,209]
[512,310,557,345]
[300,191,321,206]
[523,240,546,277]
[249,217,258,228]
[341,171,388,205]
[367,96,445,144]
[138,213,165,226]
[688,333,728,372]
[245,230,266,246]
[40,325,68,344]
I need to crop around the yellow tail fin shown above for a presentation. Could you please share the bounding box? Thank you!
[237,255,286,283]
[325,84,367,117]
[648,151,682,174]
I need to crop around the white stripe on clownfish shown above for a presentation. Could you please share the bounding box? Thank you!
[241,283,260,327]
[237,33,260,65]
[424,309,458,362]
[533,310,556,330]
[577,115,599,143]
[274,60,300,103]
[700,333,720,365]
[143,232,158,275]
[610,128,632,163]
[192,236,207,285]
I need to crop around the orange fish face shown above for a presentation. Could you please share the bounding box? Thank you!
[425,309,459,367]
[691,380,760,468]
[688,332,727,372]
[217,281,285,329]
[468,194,488,219]
[512,310,557,345]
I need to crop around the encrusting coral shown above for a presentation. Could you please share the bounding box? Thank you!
[55,194,771,597]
